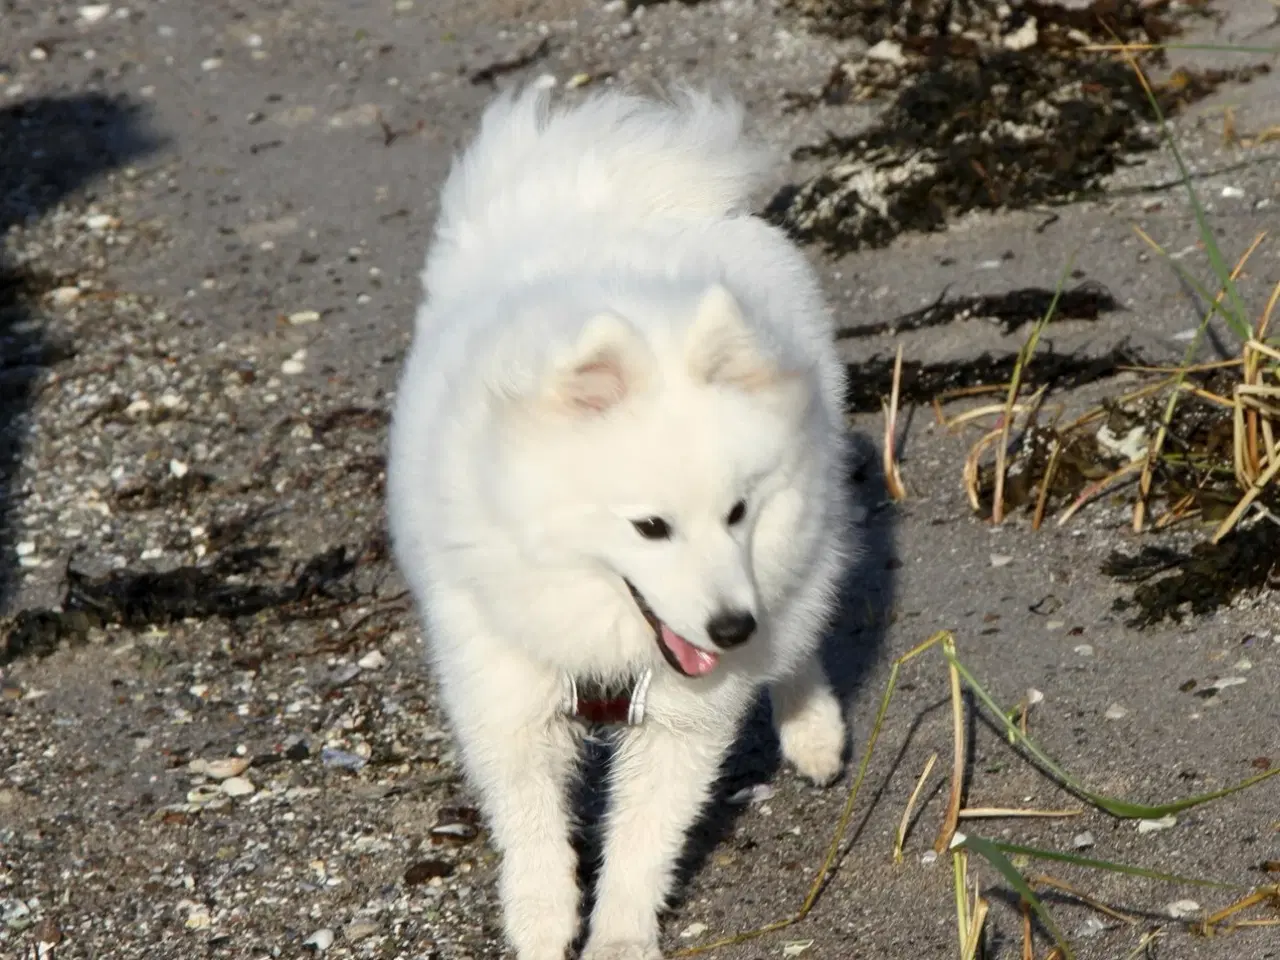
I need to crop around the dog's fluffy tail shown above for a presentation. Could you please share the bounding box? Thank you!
[423,84,772,299]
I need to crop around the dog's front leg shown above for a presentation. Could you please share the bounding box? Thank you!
[582,719,739,960]
[445,661,582,960]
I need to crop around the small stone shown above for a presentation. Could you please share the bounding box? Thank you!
[201,58,223,71]
[184,905,212,930]
[303,928,335,952]
[29,46,49,61]
[50,286,82,305]
[1002,17,1038,51]
[566,72,591,90]
[1072,831,1095,850]
[78,4,112,22]
[865,39,906,66]
[1209,676,1247,691]
[679,922,708,939]
[1045,620,1065,631]
[85,213,118,231]
[1104,703,1129,721]
[1073,644,1094,657]
[1137,814,1177,834]
[169,459,189,478]
[403,859,453,885]
[15,541,36,557]
[989,553,1013,568]
[320,747,367,771]
[281,349,306,375]
[726,783,775,805]
[1220,186,1245,199]
[202,758,250,780]
[220,775,255,797]
[1166,899,1200,919]
[288,309,320,325]
[356,649,387,671]
[186,784,224,805]
[344,921,379,942]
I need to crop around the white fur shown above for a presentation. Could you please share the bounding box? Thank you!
[387,85,853,960]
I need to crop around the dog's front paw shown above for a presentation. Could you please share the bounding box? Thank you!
[778,695,846,787]
[581,941,663,960]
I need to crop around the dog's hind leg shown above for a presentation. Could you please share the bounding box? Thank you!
[442,654,583,960]
[770,652,846,786]
[581,719,742,960]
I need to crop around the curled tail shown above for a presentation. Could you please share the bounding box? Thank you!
[423,84,773,298]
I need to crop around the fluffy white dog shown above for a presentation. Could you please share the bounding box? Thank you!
[387,84,852,960]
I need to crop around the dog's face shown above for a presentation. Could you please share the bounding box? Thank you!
[488,284,812,678]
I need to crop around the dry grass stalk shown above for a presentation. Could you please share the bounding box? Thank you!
[958,807,1083,820]
[1030,874,1139,925]
[883,343,909,501]
[894,752,938,863]
[1195,886,1280,933]
[934,634,967,854]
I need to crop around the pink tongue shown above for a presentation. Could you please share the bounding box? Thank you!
[660,624,720,677]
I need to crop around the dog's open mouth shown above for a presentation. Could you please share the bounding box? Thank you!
[624,580,719,678]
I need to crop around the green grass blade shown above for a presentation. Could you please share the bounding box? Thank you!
[980,839,1247,891]
[944,650,1280,818]
[1130,62,1252,340]
[955,834,1074,960]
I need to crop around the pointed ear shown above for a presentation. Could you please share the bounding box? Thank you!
[544,314,650,415]
[686,284,812,418]
[686,284,777,390]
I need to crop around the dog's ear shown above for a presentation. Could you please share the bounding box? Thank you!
[545,313,650,415]
[686,284,811,418]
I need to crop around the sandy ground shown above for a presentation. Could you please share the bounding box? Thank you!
[2,2,1279,959]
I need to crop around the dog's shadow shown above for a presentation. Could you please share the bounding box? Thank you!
[573,430,896,940]
[0,94,163,613]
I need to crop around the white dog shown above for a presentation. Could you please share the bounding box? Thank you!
[387,84,853,960]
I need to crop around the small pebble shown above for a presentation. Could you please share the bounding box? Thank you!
[1209,676,1247,691]
[344,921,379,942]
[989,553,1013,568]
[281,349,307,375]
[288,309,320,325]
[726,784,775,805]
[303,928,335,952]
[220,775,255,797]
[679,922,708,939]
[321,747,367,771]
[357,649,387,671]
[1220,186,1245,199]
[1166,899,1200,919]
[85,213,117,231]
[50,286,82,305]
[201,57,223,71]
[78,4,112,22]
[1073,644,1093,657]
[1137,814,1177,834]
[1072,831,1095,850]
[1104,703,1128,721]
[192,757,250,780]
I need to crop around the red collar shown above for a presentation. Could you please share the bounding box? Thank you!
[563,669,652,727]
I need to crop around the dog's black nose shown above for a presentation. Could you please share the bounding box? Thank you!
[706,611,756,648]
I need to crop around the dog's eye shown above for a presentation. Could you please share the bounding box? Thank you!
[726,500,747,526]
[631,517,672,540]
